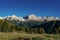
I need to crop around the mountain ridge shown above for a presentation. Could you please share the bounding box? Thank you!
[0,14,60,22]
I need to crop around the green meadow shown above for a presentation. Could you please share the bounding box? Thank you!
[0,32,60,40]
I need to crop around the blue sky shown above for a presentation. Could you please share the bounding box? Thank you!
[0,0,60,17]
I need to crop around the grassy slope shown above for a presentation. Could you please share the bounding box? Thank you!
[0,32,60,40]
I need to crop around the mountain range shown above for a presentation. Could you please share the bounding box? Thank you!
[0,14,60,22]
[0,14,60,34]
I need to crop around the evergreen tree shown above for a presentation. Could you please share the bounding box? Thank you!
[37,27,45,34]
[54,28,58,34]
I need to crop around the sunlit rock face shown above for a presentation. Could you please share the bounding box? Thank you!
[24,14,60,21]
[6,15,25,21]
[0,17,3,20]
[55,17,59,20]
[43,16,55,21]
[6,15,18,20]
[24,14,44,21]
[0,14,60,22]
[35,17,44,21]
[28,14,37,20]
[11,15,18,20]
[18,17,25,21]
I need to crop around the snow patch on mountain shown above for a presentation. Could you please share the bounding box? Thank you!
[5,15,25,21]
[0,14,60,21]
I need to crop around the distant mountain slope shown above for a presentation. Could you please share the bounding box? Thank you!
[31,20,60,34]
[0,18,60,34]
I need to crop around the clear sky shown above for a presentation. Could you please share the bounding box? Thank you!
[0,0,60,17]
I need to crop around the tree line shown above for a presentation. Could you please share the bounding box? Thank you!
[0,20,60,34]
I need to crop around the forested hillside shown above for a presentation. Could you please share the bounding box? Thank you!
[0,19,60,34]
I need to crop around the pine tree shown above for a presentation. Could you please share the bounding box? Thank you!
[37,27,45,34]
